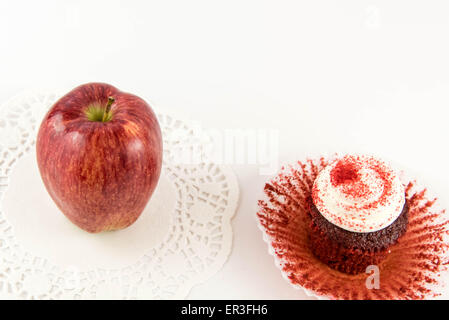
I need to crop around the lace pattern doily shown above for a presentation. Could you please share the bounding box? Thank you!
[0,91,239,299]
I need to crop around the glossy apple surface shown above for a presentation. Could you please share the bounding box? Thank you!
[36,83,163,233]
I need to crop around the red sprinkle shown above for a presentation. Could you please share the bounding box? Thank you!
[317,155,396,216]
[330,159,359,186]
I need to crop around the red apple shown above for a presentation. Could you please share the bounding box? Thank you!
[36,83,163,233]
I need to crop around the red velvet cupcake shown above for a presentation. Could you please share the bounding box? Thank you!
[257,155,449,299]
[307,155,408,274]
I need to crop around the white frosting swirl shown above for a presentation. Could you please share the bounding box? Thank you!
[312,155,405,233]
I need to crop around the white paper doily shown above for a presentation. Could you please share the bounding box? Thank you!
[0,90,239,299]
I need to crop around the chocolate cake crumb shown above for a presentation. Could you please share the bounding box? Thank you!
[308,197,409,274]
[308,197,409,250]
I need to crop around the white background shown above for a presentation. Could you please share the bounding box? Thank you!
[1,1,449,299]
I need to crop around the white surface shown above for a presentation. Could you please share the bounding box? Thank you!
[1,1,448,299]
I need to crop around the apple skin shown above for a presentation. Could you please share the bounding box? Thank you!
[36,83,163,233]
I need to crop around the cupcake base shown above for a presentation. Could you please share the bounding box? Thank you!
[308,198,409,274]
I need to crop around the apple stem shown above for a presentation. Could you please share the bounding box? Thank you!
[102,97,115,122]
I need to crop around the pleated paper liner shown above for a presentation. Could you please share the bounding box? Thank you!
[257,156,449,300]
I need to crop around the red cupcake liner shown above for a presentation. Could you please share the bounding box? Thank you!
[257,156,449,300]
